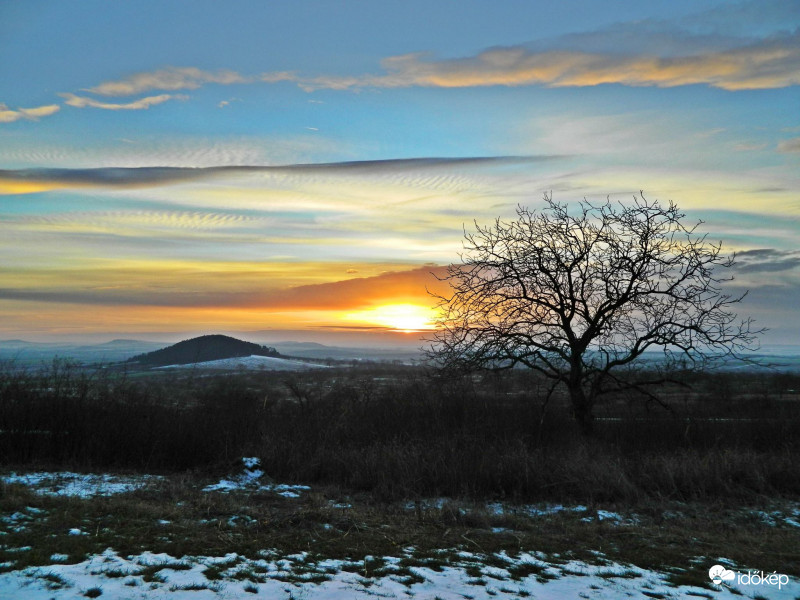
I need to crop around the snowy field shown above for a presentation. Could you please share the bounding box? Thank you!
[1,547,797,599]
[2,459,797,599]
[0,547,793,600]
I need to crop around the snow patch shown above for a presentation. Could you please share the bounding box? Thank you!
[1,472,161,498]
[416,500,634,524]
[751,507,800,528]
[202,457,311,496]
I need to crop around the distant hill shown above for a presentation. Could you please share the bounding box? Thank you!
[98,339,150,346]
[128,335,281,367]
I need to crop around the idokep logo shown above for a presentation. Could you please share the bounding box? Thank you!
[709,564,790,590]
[708,565,735,585]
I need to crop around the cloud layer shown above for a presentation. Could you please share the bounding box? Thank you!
[300,32,800,91]
[733,249,800,273]
[778,137,800,153]
[0,156,547,193]
[84,67,255,96]
[60,93,186,110]
[0,103,60,123]
[3,8,797,127]
[0,262,447,310]
[72,32,800,100]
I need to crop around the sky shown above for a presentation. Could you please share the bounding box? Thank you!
[0,0,798,346]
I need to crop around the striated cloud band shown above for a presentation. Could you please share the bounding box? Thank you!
[0,155,556,193]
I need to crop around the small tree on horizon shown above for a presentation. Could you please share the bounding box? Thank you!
[429,192,761,435]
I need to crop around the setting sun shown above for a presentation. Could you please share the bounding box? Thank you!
[344,303,437,332]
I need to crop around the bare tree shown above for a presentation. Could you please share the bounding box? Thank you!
[429,193,760,434]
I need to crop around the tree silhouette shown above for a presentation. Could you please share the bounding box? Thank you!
[430,193,760,434]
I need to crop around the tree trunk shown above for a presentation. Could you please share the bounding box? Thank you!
[568,383,594,436]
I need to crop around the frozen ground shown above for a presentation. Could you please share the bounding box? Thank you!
[0,472,162,498]
[0,547,797,599]
[2,460,797,599]
[1,459,310,500]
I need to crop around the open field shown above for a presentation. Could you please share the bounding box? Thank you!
[1,361,799,597]
[1,465,799,598]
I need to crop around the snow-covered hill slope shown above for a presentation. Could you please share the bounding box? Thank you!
[157,354,326,371]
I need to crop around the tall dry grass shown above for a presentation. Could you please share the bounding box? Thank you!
[1,360,798,502]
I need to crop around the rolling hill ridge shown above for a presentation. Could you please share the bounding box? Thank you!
[128,334,281,367]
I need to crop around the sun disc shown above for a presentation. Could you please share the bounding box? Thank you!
[344,303,436,331]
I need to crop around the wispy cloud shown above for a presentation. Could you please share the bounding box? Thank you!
[84,67,256,96]
[78,67,295,100]
[0,136,344,169]
[733,249,800,273]
[60,93,186,110]
[60,26,799,108]
[777,137,800,153]
[0,103,60,123]
[14,210,259,233]
[0,156,550,193]
[733,142,768,152]
[298,32,800,92]
[674,0,799,37]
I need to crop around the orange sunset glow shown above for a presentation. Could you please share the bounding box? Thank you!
[344,304,437,332]
[0,1,797,347]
